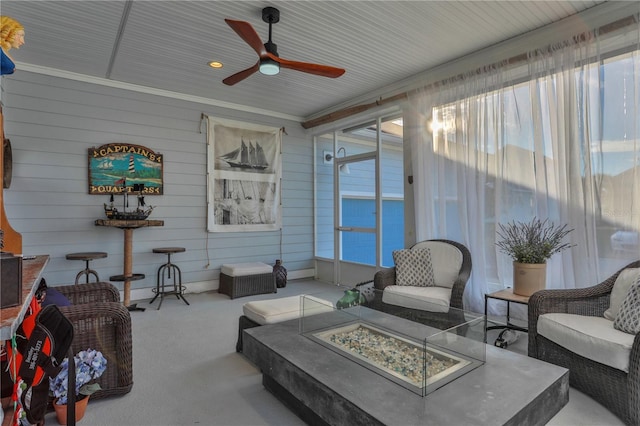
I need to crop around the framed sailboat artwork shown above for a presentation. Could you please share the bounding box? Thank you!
[206,116,282,232]
[88,143,163,195]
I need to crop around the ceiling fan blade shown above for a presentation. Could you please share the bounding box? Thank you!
[225,19,267,57]
[223,61,260,86]
[269,53,345,78]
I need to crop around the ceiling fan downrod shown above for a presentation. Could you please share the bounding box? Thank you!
[262,7,279,56]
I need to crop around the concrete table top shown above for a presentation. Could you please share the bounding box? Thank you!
[244,308,569,426]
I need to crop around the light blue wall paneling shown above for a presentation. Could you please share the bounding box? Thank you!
[1,71,313,290]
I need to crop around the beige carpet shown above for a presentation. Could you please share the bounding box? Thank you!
[39,279,623,426]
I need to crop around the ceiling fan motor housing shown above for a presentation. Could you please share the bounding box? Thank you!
[264,40,278,56]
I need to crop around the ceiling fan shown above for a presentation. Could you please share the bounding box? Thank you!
[223,7,346,86]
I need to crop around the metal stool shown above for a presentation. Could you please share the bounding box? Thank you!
[150,247,189,309]
[66,252,108,284]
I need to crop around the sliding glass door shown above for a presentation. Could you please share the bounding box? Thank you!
[315,116,404,285]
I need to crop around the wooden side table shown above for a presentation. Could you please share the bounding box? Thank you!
[95,219,164,311]
[484,288,530,348]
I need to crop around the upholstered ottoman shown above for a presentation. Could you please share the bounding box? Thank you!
[219,262,276,299]
[236,295,334,352]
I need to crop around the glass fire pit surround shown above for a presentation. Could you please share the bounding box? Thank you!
[299,290,486,397]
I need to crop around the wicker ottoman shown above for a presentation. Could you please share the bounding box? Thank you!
[219,262,276,299]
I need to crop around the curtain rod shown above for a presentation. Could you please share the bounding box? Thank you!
[301,14,638,130]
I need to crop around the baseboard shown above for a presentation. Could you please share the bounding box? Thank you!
[125,268,316,301]
[287,268,315,280]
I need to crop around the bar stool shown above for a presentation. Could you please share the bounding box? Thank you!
[150,247,189,310]
[65,252,108,284]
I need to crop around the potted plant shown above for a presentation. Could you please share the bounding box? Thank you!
[496,218,574,296]
[49,348,107,425]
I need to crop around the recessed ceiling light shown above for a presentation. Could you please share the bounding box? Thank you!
[208,61,223,69]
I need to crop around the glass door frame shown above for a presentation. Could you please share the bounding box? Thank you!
[331,118,384,285]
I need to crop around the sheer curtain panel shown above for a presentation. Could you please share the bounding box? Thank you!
[407,13,640,314]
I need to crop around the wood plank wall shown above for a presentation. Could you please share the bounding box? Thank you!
[1,71,314,293]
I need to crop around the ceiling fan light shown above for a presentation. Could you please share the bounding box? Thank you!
[259,59,280,75]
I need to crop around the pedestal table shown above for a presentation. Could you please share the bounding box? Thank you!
[95,219,164,311]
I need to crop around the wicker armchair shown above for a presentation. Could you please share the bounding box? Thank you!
[55,282,133,400]
[370,239,472,330]
[528,260,640,425]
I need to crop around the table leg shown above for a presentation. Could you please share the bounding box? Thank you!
[123,228,132,307]
[122,228,145,311]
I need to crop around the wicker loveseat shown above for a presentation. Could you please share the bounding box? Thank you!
[54,281,133,400]
[370,239,472,330]
[528,260,640,425]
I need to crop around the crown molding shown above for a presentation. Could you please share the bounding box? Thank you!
[14,62,304,123]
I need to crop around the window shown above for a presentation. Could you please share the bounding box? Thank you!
[341,197,404,266]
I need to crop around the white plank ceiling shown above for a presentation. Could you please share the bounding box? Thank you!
[1,1,608,121]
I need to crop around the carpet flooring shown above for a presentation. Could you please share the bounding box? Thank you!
[42,279,624,426]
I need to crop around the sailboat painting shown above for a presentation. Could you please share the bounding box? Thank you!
[211,122,280,174]
[88,143,163,195]
[207,118,282,232]
[219,139,269,170]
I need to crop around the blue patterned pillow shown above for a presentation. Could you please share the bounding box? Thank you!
[392,248,435,287]
[613,280,640,334]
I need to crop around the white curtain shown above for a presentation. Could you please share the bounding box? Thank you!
[407,15,640,314]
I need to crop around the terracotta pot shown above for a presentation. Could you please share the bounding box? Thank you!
[54,395,89,425]
[513,262,546,297]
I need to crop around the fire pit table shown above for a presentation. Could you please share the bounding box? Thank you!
[242,287,568,426]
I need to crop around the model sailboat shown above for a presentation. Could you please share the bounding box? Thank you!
[103,155,154,219]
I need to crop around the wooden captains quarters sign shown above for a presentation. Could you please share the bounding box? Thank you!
[88,143,163,195]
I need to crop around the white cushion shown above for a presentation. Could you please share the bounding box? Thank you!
[392,248,435,287]
[221,262,272,277]
[411,241,463,289]
[382,285,452,313]
[243,295,333,325]
[604,268,640,320]
[538,313,635,373]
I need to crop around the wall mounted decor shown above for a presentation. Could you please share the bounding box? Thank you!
[206,116,282,232]
[88,143,163,195]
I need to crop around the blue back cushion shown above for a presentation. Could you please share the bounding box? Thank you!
[42,287,72,307]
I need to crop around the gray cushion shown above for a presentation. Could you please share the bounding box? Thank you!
[614,280,640,334]
[392,248,435,287]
